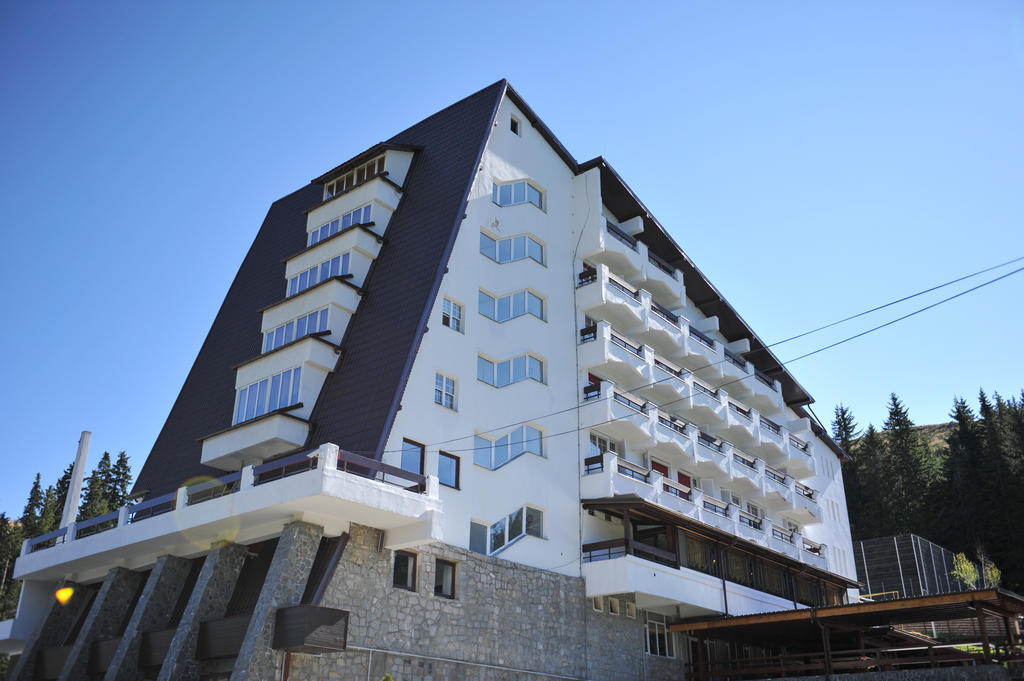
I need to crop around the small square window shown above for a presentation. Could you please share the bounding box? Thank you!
[510,116,521,136]
[438,451,459,489]
[434,373,456,410]
[393,551,416,591]
[442,298,463,332]
[434,559,456,598]
[591,597,603,612]
[626,602,637,619]
[608,598,621,615]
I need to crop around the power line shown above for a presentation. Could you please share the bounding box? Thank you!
[407,262,1024,457]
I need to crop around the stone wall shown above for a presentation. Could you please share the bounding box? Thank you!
[288,523,688,681]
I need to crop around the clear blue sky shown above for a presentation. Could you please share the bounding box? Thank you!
[1,1,1022,517]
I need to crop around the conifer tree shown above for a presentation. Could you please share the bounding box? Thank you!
[109,452,132,509]
[53,462,74,519]
[938,398,983,546]
[882,394,939,534]
[852,424,888,538]
[20,474,44,539]
[78,472,111,521]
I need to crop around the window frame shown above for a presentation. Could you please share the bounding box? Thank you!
[478,288,545,323]
[479,230,545,266]
[492,179,545,211]
[392,550,417,592]
[645,611,675,658]
[400,439,425,475]
[438,451,460,489]
[323,155,385,200]
[473,424,544,469]
[433,372,457,410]
[434,559,456,599]
[510,115,521,136]
[441,297,464,333]
[476,352,546,388]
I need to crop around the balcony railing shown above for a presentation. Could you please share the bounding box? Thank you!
[583,383,602,400]
[703,497,729,517]
[693,380,718,398]
[760,417,782,436]
[733,450,757,470]
[738,511,764,530]
[613,391,646,413]
[729,402,752,420]
[610,333,644,358]
[724,349,747,370]
[605,221,638,251]
[764,466,788,485]
[579,324,597,343]
[128,491,176,523]
[186,472,242,505]
[608,275,640,301]
[653,357,687,379]
[802,537,824,555]
[689,328,715,349]
[663,479,692,501]
[658,414,688,436]
[771,525,795,544]
[615,458,650,483]
[697,432,723,452]
[334,449,427,493]
[790,435,810,453]
[795,482,816,500]
[584,454,605,474]
[647,251,676,278]
[650,300,679,327]
[74,510,119,539]
[754,369,777,391]
[582,538,628,562]
[578,267,597,286]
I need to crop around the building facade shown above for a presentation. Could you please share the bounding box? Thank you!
[1,80,858,681]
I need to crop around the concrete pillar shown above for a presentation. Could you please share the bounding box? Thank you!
[230,521,324,681]
[8,581,89,681]
[57,567,145,681]
[156,543,248,681]
[104,555,192,681]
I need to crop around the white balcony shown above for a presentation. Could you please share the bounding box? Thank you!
[768,526,802,561]
[692,434,729,480]
[579,219,644,280]
[200,412,310,470]
[577,322,651,388]
[786,435,817,479]
[635,292,686,358]
[633,250,684,308]
[752,415,788,460]
[576,264,645,332]
[728,448,762,497]
[306,173,403,238]
[261,278,361,347]
[639,357,690,407]
[581,453,700,524]
[784,483,823,525]
[677,324,723,376]
[15,445,442,584]
[675,380,726,428]
[723,401,758,446]
[650,414,697,467]
[757,466,794,510]
[747,370,784,413]
[721,347,753,396]
[579,383,656,450]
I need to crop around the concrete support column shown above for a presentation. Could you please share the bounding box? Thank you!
[230,521,324,681]
[57,567,145,681]
[9,581,88,681]
[104,555,192,681]
[156,543,248,681]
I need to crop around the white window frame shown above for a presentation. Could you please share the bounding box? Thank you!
[479,230,545,265]
[492,179,545,211]
[441,297,464,332]
[434,372,456,410]
[478,288,545,323]
[476,352,545,388]
[473,424,544,469]
[510,115,521,136]
[264,307,329,353]
[323,155,385,199]
[645,611,675,658]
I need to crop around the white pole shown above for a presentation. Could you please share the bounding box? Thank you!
[60,431,91,527]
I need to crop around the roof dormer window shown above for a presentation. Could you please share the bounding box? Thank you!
[323,155,385,200]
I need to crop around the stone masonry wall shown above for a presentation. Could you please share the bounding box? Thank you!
[287,523,688,681]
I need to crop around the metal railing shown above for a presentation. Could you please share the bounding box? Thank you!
[663,479,692,501]
[764,466,788,485]
[724,349,747,369]
[579,324,597,343]
[577,268,597,286]
[772,526,795,543]
[74,510,119,539]
[647,251,676,278]
[613,391,646,413]
[658,414,688,436]
[729,402,752,420]
[738,511,763,530]
[760,417,782,436]
[615,458,650,483]
[754,369,777,391]
[689,328,715,349]
[697,432,723,452]
[605,221,637,250]
[692,380,718,398]
[733,450,757,470]
[795,482,816,500]
[703,497,729,517]
[607,275,640,301]
[650,300,679,326]
[610,333,644,358]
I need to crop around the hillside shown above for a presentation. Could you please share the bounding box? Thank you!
[914,422,955,451]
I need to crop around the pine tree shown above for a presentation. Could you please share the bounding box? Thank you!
[0,513,22,620]
[53,462,74,520]
[976,391,1015,579]
[38,486,59,536]
[78,472,111,521]
[831,405,862,536]
[882,394,939,534]
[853,424,888,539]
[937,398,983,548]
[20,473,44,539]
[109,451,132,509]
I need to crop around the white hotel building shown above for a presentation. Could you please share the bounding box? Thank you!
[1,80,858,681]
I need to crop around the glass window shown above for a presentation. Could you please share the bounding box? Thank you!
[528,356,543,382]
[442,298,463,332]
[434,559,455,598]
[401,439,424,475]
[489,518,506,552]
[527,184,542,209]
[496,359,511,387]
[393,551,416,591]
[434,373,455,410]
[477,356,494,384]
[527,237,543,263]
[493,434,508,468]
[508,508,524,541]
[470,522,487,554]
[492,181,544,210]
[438,452,459,489]
[525,507,543,537]
[645,613,674,657]
[513,181,526,204]
[474,436,491,468]
[480,233,496,260]
[525,426,543,454]
[480,232,544,264]
[527,292,543,319]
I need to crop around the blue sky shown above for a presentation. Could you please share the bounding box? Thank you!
[1,1,1022,516]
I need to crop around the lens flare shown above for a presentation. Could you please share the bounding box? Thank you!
[55,586,74,605]
[175,476,241,549]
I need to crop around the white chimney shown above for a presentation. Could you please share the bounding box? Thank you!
[60,431,91,527]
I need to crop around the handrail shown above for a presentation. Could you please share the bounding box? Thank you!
[802,537,824,554]
[605,220,638,250]
[613,391,646,413]
[74,510,120,539]
[653,357,686,378]
[610,333,644,358]
[582,383,602,400]
[738,510,763,530]
[692,380,718,398]
[187,471,242,505]
[760,417,782,435]
[702,497,729,516]
[579,324,597,343]
[632,539,676,564]
[764,466,789,485]
[771,525,795,543]
[733,450,757,469]
[577,268,597,286]
[336,449,427,491]
[27,526,68,552]
[253,449,319,485]
[615,458,650,478]
[650,301,679,326]
[790,435,809,452]
[795,482,816,500]
[663,479,692,500]
[697,432,723,452]
[128,491,177,523]
[607,275,640,301]
[728,402,752,420]
[584,454,604,474]
[689,328,715,349]
[754,369,777,391]
[724,348,747,369]
[647,251,676,278]
[657,414,688,436]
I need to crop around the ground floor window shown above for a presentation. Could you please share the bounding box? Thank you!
[646,611,675,657]
[434,559,455,598]
[393,551,416,591]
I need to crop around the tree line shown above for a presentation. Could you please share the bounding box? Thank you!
[834,389,1024,592]
[0,452,131,620]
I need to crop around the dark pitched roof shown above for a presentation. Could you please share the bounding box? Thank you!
[133,81,506,496]
[133,183,322,496]
[306,81,505,456]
